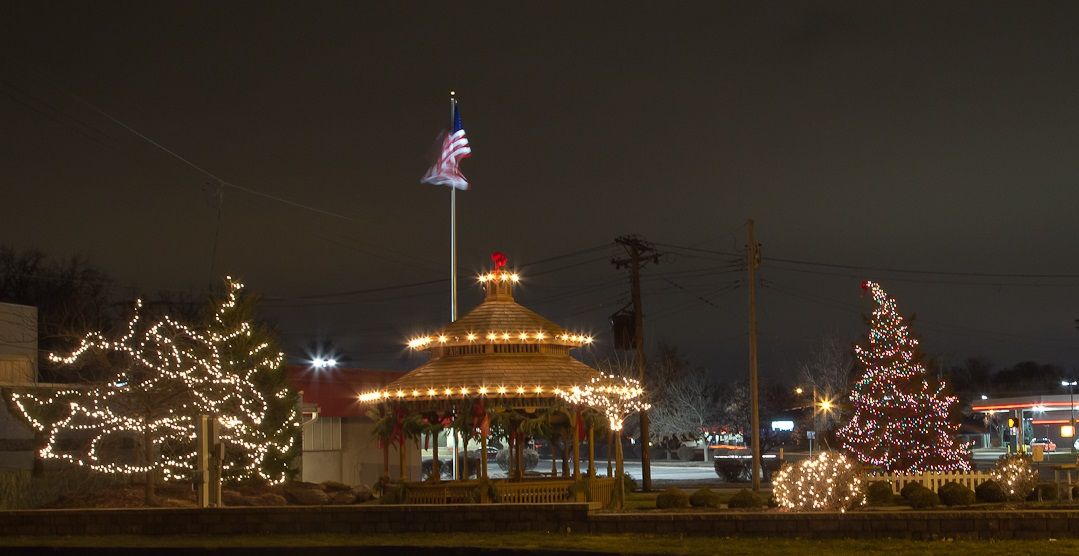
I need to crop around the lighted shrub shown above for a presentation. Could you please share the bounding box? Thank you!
[938,482,975,506]
[904,484,939,509]
[655,487,689,509]
[975,479,1005,503]
[991,454,1037,502]
[772,452,866,512]
[726,488,764,509]
[689,487,721,508]
[866,481,896,506]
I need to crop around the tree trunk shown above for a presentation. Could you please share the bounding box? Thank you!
[606,430,613,476]
[587,421,595,478]
[615,429,625,511]
[382,438,390,482]
[143,427,156,506]
[398,435,408,481]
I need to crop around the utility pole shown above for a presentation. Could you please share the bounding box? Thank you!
[745,220,762,493]
[613,234,659,492]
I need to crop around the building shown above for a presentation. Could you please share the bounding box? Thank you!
[972,394,1079,452]
[0,302,38,470]
[287,365,420,486]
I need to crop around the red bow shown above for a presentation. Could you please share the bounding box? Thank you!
[492,251,507,270]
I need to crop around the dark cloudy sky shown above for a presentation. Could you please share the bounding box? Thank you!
[3,2,1078,380]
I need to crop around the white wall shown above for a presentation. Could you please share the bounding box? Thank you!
[300,416,420,486]
[0,303,36,384]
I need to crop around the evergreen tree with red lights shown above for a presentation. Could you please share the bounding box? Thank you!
[838,281,970,473]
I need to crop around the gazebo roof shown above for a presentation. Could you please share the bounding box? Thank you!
[359,258,601,405]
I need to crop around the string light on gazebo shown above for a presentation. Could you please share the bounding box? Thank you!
[406,331,593,350]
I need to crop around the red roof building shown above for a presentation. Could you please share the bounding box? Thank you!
[287,365,406,417]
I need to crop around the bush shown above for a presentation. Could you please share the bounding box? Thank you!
[689,487,721,508]
[904,484,940,509]
[726,488,764,509]
[655,487,689,509]
[975,479,1006,503]
[991,454,1037,502]
[866,481,896,506]
[620,472,638,493]
[1031,482,1058,501]
[938,482,975,506]
[772,452,866,511]
[899,481,922,500]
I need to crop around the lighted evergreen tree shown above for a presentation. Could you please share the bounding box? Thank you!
[10,277,299,503]
[838,281,970,473]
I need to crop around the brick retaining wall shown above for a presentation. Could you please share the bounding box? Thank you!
[3,505,1079,540]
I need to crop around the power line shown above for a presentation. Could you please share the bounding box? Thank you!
[765,263,1079,288]
[70,94,366,224]
[767,255,1079,280]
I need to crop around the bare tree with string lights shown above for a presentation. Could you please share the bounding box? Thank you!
[10,278,298,504]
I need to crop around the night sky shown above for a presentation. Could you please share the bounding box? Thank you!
[3,2,1079,380]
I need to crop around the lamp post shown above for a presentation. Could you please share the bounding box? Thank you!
[1063,380,1077,454]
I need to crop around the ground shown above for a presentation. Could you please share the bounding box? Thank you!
[0,533,1076,555]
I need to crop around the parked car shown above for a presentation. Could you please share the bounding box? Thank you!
[1029,437,1057,452]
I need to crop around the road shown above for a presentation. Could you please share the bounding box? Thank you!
[475,459,720,482]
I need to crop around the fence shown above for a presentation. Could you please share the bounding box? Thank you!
[400,476,614,505]
[866,470,993,494]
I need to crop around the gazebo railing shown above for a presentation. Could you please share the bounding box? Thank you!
[587,477,615,506]
[497,479,573,503]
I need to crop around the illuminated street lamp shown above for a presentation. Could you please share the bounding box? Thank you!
[312,357,338,370]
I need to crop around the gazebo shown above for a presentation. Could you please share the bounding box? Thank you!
[358,254,644,506]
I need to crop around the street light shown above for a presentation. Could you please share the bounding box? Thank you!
[1063,380,1077,453]
[312,357,338,370]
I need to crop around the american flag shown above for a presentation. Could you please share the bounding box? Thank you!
[420,100,471,190]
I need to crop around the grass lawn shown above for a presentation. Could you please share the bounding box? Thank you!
[0,532,1076,555]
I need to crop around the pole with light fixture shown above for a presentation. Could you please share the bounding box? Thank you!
[1064,380,1077,454]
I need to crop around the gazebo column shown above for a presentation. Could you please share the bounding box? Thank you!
[480,429,488,480]
[572,411,581,479]
[431,430,441,482]
[459,430,469,480]
[551,440,558,476]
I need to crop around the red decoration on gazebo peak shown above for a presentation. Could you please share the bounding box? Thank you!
[492,251,508,270]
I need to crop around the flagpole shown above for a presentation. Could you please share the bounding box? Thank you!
[449,92,458,322]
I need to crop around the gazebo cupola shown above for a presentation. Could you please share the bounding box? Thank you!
[360,253,600,406]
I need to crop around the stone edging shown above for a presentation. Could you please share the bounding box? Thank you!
[3,505,1079,540]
